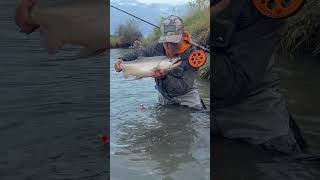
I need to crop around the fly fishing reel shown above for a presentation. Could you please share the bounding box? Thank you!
[188,50,207,68]
[253,0,305,19]
[185,39,209,68]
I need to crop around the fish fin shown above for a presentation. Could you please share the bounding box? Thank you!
[39,26,62,55]
[122,70,129,79]
[125,77,143,81]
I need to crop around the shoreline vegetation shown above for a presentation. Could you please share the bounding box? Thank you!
[278,0,320,57]
[110,0,320,80]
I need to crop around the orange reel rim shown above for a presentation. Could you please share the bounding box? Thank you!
[188,50,206,68]
[253,0,305,19]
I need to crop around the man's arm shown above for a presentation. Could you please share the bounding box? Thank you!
[120,41,165,61]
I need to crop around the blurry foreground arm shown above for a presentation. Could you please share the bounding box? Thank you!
[16,0,108,56]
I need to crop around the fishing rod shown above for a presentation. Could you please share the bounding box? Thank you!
[109,3,211,53]
[185,39,210,53]
[108,2,160,29]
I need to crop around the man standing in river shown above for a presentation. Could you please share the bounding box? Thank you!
[114,15,206,111]
[211,0,307,154]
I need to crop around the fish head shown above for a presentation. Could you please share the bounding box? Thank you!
[159,57,182,71]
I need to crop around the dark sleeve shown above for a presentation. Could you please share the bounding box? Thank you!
[212,1,284,107]
[158,63,198,97]
[120,41,165,61]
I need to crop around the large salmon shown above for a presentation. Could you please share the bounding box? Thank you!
[120,56,182,79]
[15,0,108,56]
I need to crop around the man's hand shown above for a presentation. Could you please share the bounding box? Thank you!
[152,69,167,79]
[114,59,123,72]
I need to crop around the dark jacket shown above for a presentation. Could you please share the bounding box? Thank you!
[211,0,285,108]
[120,41,199,99]
[211,1,307,154]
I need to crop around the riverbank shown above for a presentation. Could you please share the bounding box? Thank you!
[278,0,320,57]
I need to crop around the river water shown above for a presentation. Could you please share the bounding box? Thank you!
[0,1,108,179]
[214,54,320,180]
[110,49,210,180]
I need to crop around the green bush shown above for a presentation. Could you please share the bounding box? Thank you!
[198,53,210,80]
[110,35,119,48]
[115,19,143,48]
[184,0,210,45]
[184,0,210,80]
[279,0,320,56]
